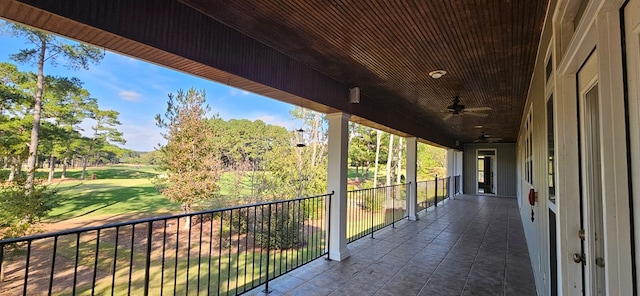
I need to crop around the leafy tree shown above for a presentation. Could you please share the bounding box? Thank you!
[155,88,222,219]
[417,143,447,178]
[0,62,31,181]
[40,76,93,181]
[81,107,125,179]
[0,177,59,239]
[5,23,104,191]
[373,130,382,187]
[349,123,376,184]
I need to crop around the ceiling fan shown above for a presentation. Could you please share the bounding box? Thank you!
[474,131,503,143]
[442,96,492,121]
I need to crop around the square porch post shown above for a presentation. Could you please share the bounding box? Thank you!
[406,137,418,220]
[326,112,350,261]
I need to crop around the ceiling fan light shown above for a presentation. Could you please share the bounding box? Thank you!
[429,70,447,79]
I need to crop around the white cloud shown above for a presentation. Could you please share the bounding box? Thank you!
[229,89,251,96]
[119,90,142,102]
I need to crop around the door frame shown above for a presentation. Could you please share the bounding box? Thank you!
[577,50,604,295]
[553,1,633,294]
[476,148,497,194]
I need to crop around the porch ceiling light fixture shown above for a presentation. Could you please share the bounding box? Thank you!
[428,70,447,79]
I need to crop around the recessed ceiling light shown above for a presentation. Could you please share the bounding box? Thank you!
[428,70,447,79]
[474,125,483,128]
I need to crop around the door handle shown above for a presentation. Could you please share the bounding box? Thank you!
[573,253,586,265]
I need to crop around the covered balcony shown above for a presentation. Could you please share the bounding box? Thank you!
[2,0,639,295]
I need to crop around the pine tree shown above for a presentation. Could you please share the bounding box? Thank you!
[155,88,222,222]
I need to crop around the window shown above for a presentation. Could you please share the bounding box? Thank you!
[546,54,553,82]
[547,97,556,202]
[524,109,534,184]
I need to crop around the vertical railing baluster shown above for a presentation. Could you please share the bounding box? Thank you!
[244,208,250,290]
[392,185,395,228]
[226,210,233,296]
[207,214,214,296]
[186,217,192,296]
[173,219,180,296]
[49,236,58,296]
[160,220,167,296]
[144,221,153,296]
[197,214,203,295]
[264,204,272,294]
[277,203,283,276]
[217,212,223,296]
[128,225,136,296]
[23,240,32,296]
[371,189,375,239]
[326,194,331,260]
[251,207,257,289]
[111,226,120,296]
[235,209,242,294]
[435,176,439,207]
[71,232,80,295]
[91,231,100,296]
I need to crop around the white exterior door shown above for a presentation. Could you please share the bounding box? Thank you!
[625,0,640,288]
[577,51,606,296]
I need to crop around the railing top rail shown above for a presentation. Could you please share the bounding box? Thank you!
[346,182,410,194]
[0,191,334,245]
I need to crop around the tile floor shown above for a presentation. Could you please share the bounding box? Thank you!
[247,195,537,296]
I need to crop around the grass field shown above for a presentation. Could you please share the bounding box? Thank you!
[41,166,179,223]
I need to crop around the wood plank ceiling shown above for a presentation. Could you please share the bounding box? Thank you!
[0,0,548,146]
[181,0,548,144]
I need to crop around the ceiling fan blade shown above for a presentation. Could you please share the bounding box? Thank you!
[465,107,492,112]
[443,113,453,121]
[465,112,489,117]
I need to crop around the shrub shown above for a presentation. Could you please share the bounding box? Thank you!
[255,206,302,250]
[362,192,384,212]
[0,179,59,240]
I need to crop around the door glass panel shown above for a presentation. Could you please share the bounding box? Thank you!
[547,97,556,202]
[584,84,605,295]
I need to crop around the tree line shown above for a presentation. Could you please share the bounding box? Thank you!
[0,24,128,185]
[153,89,446,215]
[0,23,129,238]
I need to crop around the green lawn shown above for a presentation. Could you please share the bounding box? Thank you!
[40,166,266,223]
[47,178,180,222]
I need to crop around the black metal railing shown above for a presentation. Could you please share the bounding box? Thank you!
[416,176,456,212]
[346,183,408,243]
[454,175,461,194]
[0,193,332,296]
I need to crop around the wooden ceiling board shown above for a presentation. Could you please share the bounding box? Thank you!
[0,0,547,146]
[181,0,547,143]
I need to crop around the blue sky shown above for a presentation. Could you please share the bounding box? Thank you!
[0,22,298,152]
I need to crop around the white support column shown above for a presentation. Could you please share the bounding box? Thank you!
[446,149,456,198]
[406,137,418,220]
[456,151,463,194]
[326,112,350,261]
